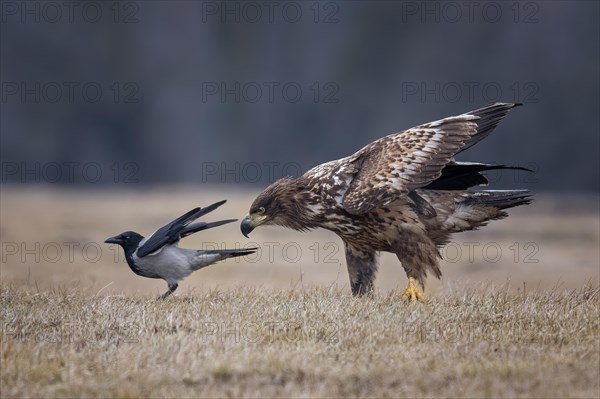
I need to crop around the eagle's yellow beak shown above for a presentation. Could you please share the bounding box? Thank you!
[240,214,268,237]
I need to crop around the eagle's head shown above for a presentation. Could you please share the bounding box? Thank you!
[241,177,309,237]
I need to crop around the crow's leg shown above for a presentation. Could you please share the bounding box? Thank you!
[158,281,178,300]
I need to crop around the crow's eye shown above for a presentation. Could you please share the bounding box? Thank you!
[258,206,266,214]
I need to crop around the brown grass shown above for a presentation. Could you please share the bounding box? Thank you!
[1,283,599,398]
[1,187,599,397]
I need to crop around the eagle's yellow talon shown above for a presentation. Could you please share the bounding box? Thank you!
[402,277,425,302]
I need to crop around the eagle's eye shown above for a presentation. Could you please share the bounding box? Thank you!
[258,206,266,214]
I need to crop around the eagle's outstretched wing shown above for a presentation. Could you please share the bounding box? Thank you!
[341,103,521,214]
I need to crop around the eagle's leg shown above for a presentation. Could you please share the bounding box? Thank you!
[344,243,378,296]
[351,271,375,296]
[402,277,424,302]
[158,281,178,300]
[396,241,438,303]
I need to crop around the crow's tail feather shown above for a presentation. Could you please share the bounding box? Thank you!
[202,248,258,258]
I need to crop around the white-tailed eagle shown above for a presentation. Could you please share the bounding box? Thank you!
[241,103,532,300]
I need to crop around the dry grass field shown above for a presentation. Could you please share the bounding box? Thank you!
[1,187,599,398]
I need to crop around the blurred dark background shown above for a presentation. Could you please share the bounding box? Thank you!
[1,1,598,192]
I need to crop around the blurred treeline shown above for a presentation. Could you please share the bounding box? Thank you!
[1,1,598,191]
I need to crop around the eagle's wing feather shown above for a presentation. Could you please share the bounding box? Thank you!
[459,102,522,154]
[341,116,477,214]
[341,103,519,215]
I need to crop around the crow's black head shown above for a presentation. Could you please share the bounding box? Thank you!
[104,231,144,254]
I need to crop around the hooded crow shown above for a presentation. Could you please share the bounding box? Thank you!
[105,200,257,299]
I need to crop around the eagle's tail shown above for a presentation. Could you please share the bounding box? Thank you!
[466,189,533,211]
[418,189,532,246]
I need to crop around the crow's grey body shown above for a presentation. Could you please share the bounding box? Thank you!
[131,246,247,286]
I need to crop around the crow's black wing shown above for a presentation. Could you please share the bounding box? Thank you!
[136,200,227,257]
[180,219,237,238]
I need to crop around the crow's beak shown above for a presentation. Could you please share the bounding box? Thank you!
[240,216,254,238]
[104,236,122,244]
